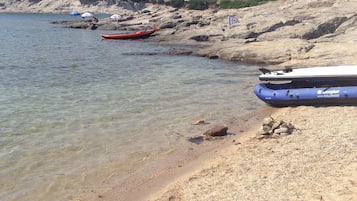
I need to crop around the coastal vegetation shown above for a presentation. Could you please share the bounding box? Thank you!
[79,0,274,10]
[219,0,273,9]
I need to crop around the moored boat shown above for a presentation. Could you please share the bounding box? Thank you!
[70,11,80,16]
[259,66,357,81]
[254,80,357,106]
[100,27,160,40]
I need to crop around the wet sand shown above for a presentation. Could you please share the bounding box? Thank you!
[72,105,356,201]
[70,107,278,200]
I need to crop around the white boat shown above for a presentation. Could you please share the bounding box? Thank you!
[259,66,357,81]
[81,12,93,18]
[110,14,121,21]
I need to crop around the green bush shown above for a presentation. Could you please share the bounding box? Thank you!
[219,0,272,9]
[170,0,185,8]
[77,0,274,9]
[187,0,217,10]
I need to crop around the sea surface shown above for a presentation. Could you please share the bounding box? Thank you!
[0,13,264,201]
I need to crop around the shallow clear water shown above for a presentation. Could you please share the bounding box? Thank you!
[0,13,264,200]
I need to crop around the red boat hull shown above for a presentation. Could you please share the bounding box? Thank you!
[100,28,159,39]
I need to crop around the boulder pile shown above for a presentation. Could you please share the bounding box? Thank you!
[256,117,295,139]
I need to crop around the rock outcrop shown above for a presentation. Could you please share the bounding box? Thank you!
[2,0,357,67]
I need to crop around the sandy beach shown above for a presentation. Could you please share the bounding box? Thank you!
[68,106,356,201]
[1,0,356,200]
[149,106,357,201]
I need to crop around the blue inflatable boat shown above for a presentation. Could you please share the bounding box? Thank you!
[254,80,357,106]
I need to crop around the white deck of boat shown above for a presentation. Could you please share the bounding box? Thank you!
[259,66,357,81]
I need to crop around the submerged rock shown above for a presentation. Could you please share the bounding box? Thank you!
[203,125,228,137]
[188,125,228,144]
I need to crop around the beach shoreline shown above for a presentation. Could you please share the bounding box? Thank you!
[150,106,356,201]
[70,106,280,201]
[1,1,357,200]
[71,105,356,201]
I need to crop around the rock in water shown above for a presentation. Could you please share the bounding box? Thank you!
[203,125,228,137]
[188,125,229,144]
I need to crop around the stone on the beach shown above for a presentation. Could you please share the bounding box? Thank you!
[203,125,228,137]
[257,117,296,138]
[262,125,272,134]
[279,132,290,136]
[273,127,289,134]
[262,117,275,127]
[271,120,283,131]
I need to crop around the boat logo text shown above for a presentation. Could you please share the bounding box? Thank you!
[317,89,340,98]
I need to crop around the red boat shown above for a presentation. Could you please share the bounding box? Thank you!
[100,27,160,39]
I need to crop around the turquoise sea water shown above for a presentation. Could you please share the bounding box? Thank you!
[0,13,264,200]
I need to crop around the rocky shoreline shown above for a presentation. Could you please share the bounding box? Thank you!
[3,0,357,67]
[56,0,357,68]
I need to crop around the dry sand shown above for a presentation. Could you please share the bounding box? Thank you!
[149,106,357,201]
